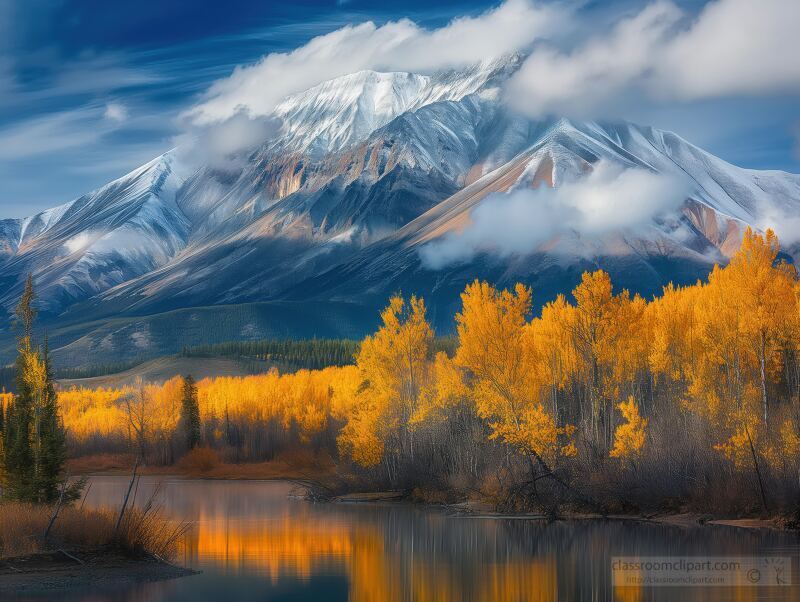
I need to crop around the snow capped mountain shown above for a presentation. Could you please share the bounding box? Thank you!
[274,71,430,155]
[1,56,799,366]
[0,154,189,313]
[271,56,519,156]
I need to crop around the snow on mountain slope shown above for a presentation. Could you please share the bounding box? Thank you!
[66,109,800,332]
[273,71,430,156]
[159,64,518,250]
[1,57,799,364]
[0,154,190,314]
[274,116,800,332]
[272,56,519,156]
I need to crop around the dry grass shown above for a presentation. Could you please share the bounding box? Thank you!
[114,486,191,560]
[67,453,136,474]
[67,448,335,481]
[0,503,115,557]
[177,447,221,474]
[0,489,189,561]
[194,449,336,480]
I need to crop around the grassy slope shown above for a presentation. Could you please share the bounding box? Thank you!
[56,355,272,389]
[0,300,377,369]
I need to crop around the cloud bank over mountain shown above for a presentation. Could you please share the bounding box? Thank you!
[4,0,799,215]
[419,161,691,269]
[185,0,564,126]
[190,0,800,129]
[508,0,800,118]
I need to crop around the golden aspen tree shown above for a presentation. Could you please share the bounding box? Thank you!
[336,295,434,474]
[690,264,765,485]
[607,293,651,405]
[527,295,579,425]
[454,281,575,469]
[684,230,794,453]
[782,281,800,420]
[609,397,647,459]
[329,365,362,421]
[678,230,796,509]
[647,283,701,398]
[727,228,796,425]
[568,270,624,450]
[415,351,469,424]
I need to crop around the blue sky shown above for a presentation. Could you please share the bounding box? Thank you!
[0,0,798,218]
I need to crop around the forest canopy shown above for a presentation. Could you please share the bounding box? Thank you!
[9,228,800,513]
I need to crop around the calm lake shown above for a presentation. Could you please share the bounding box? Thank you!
[18,476,800,601]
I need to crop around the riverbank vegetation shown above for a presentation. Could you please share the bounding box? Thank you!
[0,278,187,567]
[5,228,800,517]
[0,496,188,560]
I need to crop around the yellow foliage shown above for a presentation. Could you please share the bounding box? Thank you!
[59,367,351,449]
[49,227,800,481]
[609,397,647,459]
[778,419,800,458]
[336,295,435,466]
[455,280,576,463]
[415,351,469,425]
[58,387,130,441]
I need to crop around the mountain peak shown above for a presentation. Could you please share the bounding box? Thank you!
[271,58,521,157]
[274,70,430,155]
[1,59,798,366]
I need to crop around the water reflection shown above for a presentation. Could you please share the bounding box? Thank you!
[14,477,800,601]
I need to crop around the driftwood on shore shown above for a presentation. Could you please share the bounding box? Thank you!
[333,491,405,503]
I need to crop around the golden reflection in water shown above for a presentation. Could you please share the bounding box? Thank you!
[613,583,643,602]
[475,561,557,602]
[179,506,558,602]
[182,510,354,580]
[81,479,796,602]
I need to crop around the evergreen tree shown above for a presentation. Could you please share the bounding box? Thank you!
[1,276,71,502]
[0,396,5,491]
[2,275,36,500]
[181,375,201,450]
[35,337,67,502]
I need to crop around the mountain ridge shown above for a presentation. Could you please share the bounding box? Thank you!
[1,58,799,367]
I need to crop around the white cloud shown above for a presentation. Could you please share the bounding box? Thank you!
[0,107,103,160]
[185,0,566,125]
[755,192,800,246]
[660,0,800,100]
[174,111,282,170]
[419,161,690,269]
[104,102,128,122]
[507,1,682,119]
[64,232,92,254]
[508,0,800,119]
[178,0,800,164]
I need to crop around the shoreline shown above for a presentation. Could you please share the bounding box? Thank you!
[0,548,197,596]
[4,478,792,595]
[332,492,795,532]
[77,469,798,533]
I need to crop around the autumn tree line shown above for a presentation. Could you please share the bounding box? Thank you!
[4,228,800,513]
